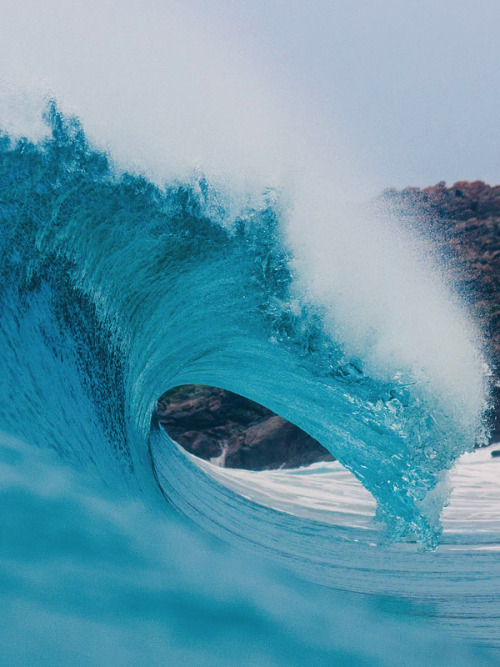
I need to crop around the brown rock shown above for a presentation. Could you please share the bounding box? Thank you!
[157,385,334,470]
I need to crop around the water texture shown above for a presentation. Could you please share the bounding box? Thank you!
[0,108,497,665]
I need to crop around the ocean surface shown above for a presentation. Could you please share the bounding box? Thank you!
[0,106,498,665]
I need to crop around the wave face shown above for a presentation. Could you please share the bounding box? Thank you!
[0,107,496,664]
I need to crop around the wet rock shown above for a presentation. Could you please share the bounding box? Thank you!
[156,385,334,470]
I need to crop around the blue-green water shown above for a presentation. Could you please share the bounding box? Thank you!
[0,106,497,665]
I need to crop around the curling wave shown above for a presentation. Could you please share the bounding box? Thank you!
[0,106,497,664]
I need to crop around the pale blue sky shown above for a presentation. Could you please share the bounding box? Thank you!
[200,0,500,189]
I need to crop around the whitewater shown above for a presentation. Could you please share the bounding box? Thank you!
[0,1,498,664]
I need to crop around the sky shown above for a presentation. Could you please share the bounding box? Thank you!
[1,0,499,192]
[195,0,500,190]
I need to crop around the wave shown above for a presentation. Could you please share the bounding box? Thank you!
[0,105,496,664]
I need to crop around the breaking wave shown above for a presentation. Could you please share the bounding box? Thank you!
[0,105,497,665]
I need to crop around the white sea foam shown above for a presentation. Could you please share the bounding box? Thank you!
[193,443,500,537]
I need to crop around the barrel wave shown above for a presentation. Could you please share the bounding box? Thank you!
[0,105,497,665]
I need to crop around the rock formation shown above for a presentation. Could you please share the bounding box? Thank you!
[157,385,333,470]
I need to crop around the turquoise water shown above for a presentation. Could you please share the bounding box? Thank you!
[0,106,497,665]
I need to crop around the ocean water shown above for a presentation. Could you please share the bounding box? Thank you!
[0,105,498,665]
